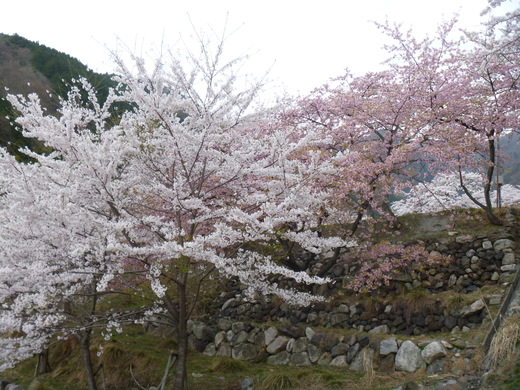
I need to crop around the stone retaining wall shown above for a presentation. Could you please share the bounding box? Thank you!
[188,320,480,375]
[219,232,518,335]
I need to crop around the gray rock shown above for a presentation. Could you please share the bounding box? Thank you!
[403,382,420,390]
[331,342,348,357]
[5,385,24,390]
[317,352,332,365]
[289,352,311,366]
[292,337,308,353]
[426,358,445,374]
[0,381,11,390]
[191,323,205,340]
[246,328,259,343]
[266,336,289,354]
[358,335,370,348]
[240,377,254,390]
[379,353,395,373]
[216,342,232,357]
[215,330,226,348]
[347,343,360,364]
[494,239,515,251]
[232,322,245,333]
[345,334,357,346]
[217,318,233,331]
[286,338,294,352]
[330,313,349,326]
[501,264,517,272]
[460,299,485,317]
[267,351,290,365]
[350,348,374,372]
[308,343,321,363]
[502,253,516,265]
[380,337,399,356]
[222,298,238,311]
[395,340,426,372]
[203,342,216,356]
[250,331,265,349]
[369,324,389,334]
[421,341,447,364]
[188,334,207,352]
[456,235,473,243]
[305,327,315,340]
[264,326,278,346]
[232,343,258,361]
[329,355,348,367]
[444,315,458,330]
[451,339,467,349]
[231,331,249,346]
[448,274,457,287]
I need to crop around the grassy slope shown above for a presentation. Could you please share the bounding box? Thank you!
[3,209,519,389]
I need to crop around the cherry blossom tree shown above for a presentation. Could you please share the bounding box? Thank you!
[0,81,149,388]
[277,13,518,281]
[286,12,519,230]
[391,171,520,215]
[378,12,520,225]
[1,36,347,390]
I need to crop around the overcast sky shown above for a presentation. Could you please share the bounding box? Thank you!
[1,0,503,97]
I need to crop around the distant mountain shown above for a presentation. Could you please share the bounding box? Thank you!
[0,33,115,160]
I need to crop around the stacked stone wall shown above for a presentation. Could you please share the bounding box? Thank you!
[219,232,518,335]
[187,320,482,376]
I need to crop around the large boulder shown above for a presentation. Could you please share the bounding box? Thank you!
[421,341,447,364]
[232,343,258,361]
[395,340,426,372]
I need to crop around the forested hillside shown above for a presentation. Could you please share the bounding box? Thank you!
[0,33,114,160]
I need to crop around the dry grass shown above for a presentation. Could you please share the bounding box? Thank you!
[259,372,297,390]
[211,357,247,373]
[361,348,375,387]
[488,319,520,370]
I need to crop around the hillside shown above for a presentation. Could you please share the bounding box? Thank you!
[1,209,519,390]
[0,33,115,160]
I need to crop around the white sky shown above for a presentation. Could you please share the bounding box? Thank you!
[0,0,502,97]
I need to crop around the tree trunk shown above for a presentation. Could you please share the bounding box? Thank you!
[483,138,502,226]
[78,331,98,390]
[35,348,51,376]
[172,279,188,390]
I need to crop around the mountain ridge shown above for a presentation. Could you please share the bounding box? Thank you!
[0,33,115,159]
